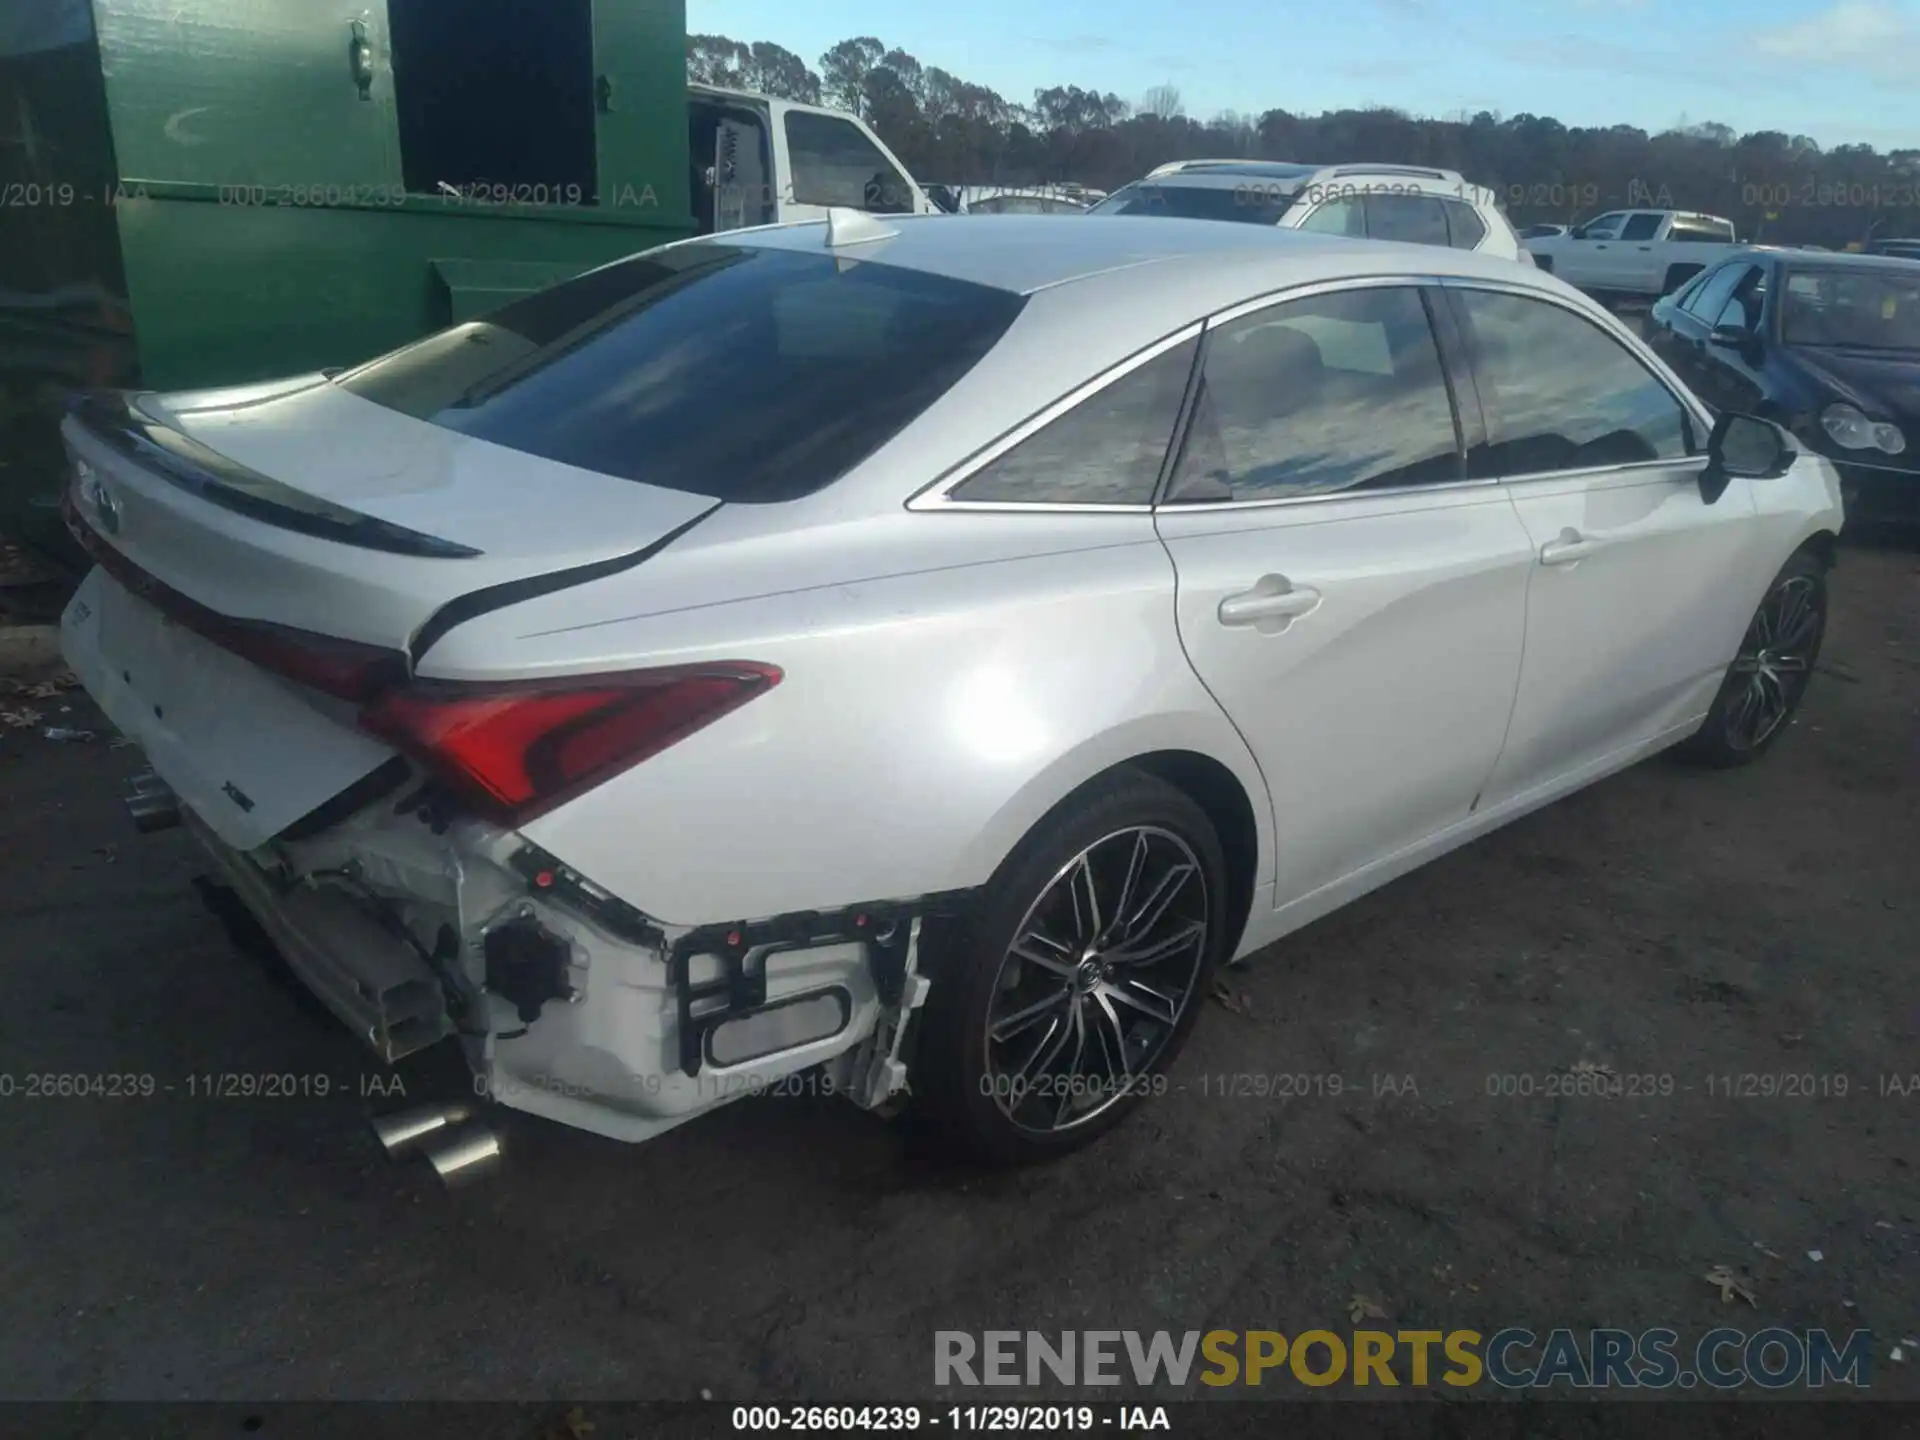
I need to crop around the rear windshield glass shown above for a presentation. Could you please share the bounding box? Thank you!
[334,243,1025,502]
[1088,182,1294,225]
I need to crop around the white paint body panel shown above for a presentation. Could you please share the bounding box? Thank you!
[1482,461,1761,807]
[61,568,397,850]
[1156,484,1534,904]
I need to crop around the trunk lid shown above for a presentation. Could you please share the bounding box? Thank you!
[58,378,719,850]
[61,376,721,652]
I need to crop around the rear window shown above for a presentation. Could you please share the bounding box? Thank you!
[334,243,1025,502]
[1088,182,1294,225]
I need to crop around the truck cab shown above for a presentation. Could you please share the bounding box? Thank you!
[1525,209,1745,299]
[688,84,935,233]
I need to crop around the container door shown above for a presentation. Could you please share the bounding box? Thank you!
[93,0,400,190]
[592,0,690,225]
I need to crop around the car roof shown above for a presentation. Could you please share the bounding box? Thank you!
[1117,168,1294,192]
[724,212,1530,298]
[1755,249,1920,275]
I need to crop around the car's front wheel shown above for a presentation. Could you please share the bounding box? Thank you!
[1677,550,1828,768]
[910,770,1227,1165]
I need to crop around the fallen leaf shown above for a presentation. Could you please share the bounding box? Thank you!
[1807,1249,1824,1263]
[1705,1265,1758,1306]
[1,707,41,729]
[1209,978,1253,1016]
[1570,1059,1618,1077]
[1349,1293,1389,1323]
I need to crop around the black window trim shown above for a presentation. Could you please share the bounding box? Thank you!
[906,322,1205,513]
[909,272,1715,518]
[1434,276,1715,487]
[1155,273,1492,512]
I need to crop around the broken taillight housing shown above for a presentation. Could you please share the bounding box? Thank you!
[358,664,782,825]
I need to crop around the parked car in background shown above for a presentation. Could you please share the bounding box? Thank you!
[1087,160,1526,262]
[925,183,1105,215]
[1524,209,1748,301]
[956,185,1092,215]
[1518,223,1570,240]
[61,213,1839,1168]
[1865,238,1920,261]
[1646,250,1918,526]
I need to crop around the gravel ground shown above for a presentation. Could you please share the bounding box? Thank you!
[0,540,1914,1409]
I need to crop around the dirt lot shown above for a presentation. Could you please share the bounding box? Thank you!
[0,542,1915,1408]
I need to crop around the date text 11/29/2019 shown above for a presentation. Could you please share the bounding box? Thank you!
[730,1405,1171,1431]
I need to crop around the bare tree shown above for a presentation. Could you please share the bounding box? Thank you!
[1142,85,1183,121]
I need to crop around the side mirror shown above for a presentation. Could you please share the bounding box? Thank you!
[1698,411,1795,505]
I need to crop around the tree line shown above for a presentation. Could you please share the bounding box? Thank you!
[687,33,1920,247]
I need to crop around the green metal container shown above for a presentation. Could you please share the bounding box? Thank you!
[1,0,693,569]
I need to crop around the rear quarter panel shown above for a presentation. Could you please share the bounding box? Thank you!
[417,515,1274,928]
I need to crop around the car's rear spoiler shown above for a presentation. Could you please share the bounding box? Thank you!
[66,388,482,560]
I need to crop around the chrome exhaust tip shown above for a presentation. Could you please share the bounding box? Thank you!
[369,1102,473,1159]
[124,769,180,834]
[419,1120,503,1189]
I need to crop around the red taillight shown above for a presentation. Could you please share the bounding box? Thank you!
[358,664,781,824]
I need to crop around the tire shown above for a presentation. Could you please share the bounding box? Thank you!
[908,769,1228,1165]
[1675,550,1828,768]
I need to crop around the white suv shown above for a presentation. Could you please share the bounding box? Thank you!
[1087,160,1527,263]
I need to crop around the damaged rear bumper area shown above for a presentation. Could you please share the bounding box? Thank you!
[143,768,965,1147]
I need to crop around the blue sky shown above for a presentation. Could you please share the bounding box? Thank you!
[687,0,1919,151]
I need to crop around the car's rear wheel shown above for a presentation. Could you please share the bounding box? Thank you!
[1676,551,1827,768]
[910,770,1227,1165]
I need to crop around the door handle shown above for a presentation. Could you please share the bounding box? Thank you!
[1219,575,1322,632]
[348,19,374,100]
[1538,528,1612,567]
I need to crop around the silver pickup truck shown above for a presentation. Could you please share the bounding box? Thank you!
[1524,209,1750,301]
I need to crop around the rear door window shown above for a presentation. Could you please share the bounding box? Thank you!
[1296,198,1366,237]
[336,244,1025,502]
[1168,286,1462,501]
[1620,213,1663,241]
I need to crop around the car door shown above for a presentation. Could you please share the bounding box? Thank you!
[1441,281,1760,807]
[1690,264,1772,415]
[1614,212,1667,291]
[1565,211,1628,287]
[1648,261,1764,413]
[1154,281,1535,907]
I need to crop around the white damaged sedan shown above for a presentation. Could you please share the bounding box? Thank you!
[60,211,1842,1167]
